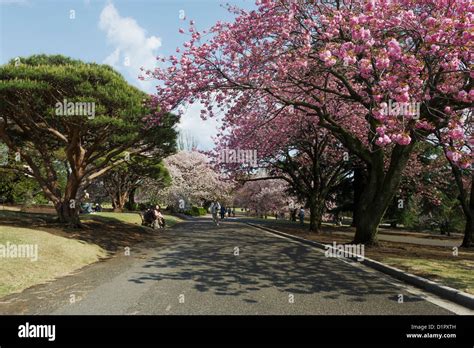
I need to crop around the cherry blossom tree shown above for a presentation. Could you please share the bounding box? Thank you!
[233,178,290,218]
[156,151,230,209]
[213,104,351,232]
[149,0,472,245]
[434,116,473,247]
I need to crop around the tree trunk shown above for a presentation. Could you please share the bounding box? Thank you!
[353,175,400,245]
[353,203,387,245]
[448,161,473,248]
[55,175,82,227]
[353,143,415,245]
[55,200,81,227]
[462,214,473,248]
[128,188,137,209]
[112,191,128,212]
[308,195,324,233]
[351,166,366,227]
[461,174,473,248]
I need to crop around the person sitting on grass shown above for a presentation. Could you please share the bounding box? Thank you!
[143,205,165,229]
[94,202,102,212]
[80,202,94,214]
[152,205,165,228]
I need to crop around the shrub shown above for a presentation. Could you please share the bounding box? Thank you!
[125,202,139,211]
[138,202,150,211]
[184,206,207,216]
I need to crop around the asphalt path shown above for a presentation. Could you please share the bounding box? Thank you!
[1,217,470,315]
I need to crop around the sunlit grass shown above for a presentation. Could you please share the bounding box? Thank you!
[381,257,474,295]
[0,226,107,298]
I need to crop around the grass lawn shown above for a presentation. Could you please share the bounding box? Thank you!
[0,209,182,299]
[0,225,107,298]
[381,258,474,295]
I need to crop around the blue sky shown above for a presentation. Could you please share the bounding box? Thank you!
[0,0,256,149]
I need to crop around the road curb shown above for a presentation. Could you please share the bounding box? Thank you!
[246,222,474,310]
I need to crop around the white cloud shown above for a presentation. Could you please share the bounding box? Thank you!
[98,2,220,151]
[99,2,161,92]
[103,47,120,67]
[177,103,222,151]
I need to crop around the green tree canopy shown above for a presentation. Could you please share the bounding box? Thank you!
[0,54,178,225]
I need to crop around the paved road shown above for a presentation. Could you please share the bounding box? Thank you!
[0,218,469,315]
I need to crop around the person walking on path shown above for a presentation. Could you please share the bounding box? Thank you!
[210,200,221,226]
[220,205,226,220]
[298,207,305,225]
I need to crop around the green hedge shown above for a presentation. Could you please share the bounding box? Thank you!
[184,206,207,216]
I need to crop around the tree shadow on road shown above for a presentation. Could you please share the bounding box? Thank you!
[128,219,423,305]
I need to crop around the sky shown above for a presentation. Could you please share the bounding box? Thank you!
[0,0,256,150]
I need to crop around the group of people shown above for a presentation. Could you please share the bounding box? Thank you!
[290,207,305,224]
[209,200,235,226]
[142,205,165,230]
[78,190,102,214]
[80,202,102,214]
